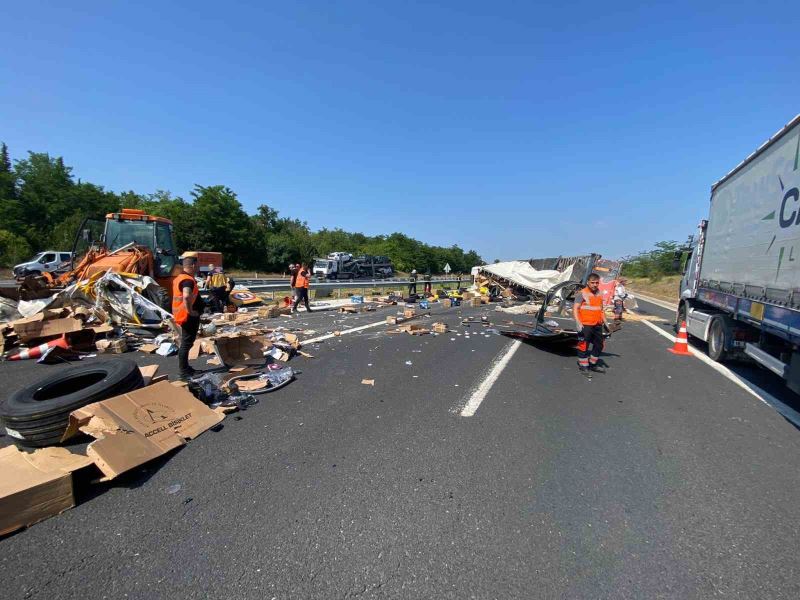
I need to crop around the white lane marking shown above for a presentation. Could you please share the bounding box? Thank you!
[303,320,388,344]
[459,340,522,417]
[639,319,800,427]
[635,293,678,311]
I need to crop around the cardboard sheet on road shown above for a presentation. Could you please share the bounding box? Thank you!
[0,446,94,536]
[61,380,224,480]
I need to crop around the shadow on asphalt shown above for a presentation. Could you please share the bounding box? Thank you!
[635,303,800,431]
[74,446,188,504]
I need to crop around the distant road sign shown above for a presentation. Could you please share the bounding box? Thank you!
[443,263,451,274]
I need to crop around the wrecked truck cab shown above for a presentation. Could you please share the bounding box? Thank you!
[502,281,583,342]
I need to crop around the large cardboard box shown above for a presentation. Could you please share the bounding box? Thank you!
[211,334,272,367]
[11,314,85,343]
[61,381,224,480]
[0,446,93,535]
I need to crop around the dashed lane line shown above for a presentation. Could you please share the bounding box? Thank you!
[458,340,522,417]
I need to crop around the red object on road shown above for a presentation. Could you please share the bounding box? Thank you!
[5,335,70,361]
[668,321,692,356]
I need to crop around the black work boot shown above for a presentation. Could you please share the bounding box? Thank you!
[578,366,592,378]
[589,364,606,374]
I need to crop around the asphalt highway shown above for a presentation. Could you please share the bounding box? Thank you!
[1,299,800,598]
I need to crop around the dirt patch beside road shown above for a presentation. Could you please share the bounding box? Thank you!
[628,275,681,302]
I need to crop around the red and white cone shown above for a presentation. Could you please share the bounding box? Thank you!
[5,335,70,361]
[668,321,692,356]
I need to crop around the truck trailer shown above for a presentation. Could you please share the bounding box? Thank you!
[678,114,800,392]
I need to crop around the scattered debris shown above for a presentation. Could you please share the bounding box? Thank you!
[361,379,375,386]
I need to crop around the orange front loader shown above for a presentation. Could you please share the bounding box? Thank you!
[35,208,184,309]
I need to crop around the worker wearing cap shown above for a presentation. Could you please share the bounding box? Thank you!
[573,272,608,375]
[292,263,312,313]
[408,269,417,296]
[173,256,203,380]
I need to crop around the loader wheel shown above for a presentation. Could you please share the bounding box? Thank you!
[0,360,144,448]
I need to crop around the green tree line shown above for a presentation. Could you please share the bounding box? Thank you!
[0,143,483,273]
[620,240,687,280]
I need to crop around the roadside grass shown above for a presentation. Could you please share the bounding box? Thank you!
[628,275,681,302]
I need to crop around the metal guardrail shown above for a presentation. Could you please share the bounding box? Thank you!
[243,277,465,292]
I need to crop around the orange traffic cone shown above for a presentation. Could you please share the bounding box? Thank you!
[668,321,692,356]
[5,335,70,361]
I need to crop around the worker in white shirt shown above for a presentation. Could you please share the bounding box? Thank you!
[613,279,628,322]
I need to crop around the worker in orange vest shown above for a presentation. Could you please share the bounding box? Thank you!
[173,255,203,379]
[573,272,608,376]
[292,263,313,313]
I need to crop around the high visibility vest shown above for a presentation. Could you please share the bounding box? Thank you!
[172,273,198,325]
[209,272,227,288]
[576,286,604,326]
[295,270,310,289]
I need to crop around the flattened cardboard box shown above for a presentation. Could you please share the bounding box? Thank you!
[62,380,224,480]
[11,314,85,343]
[0,446,94,536]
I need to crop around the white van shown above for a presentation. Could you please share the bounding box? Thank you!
[13,251,72,278]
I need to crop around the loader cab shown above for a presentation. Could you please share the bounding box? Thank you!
[103,209,179,277]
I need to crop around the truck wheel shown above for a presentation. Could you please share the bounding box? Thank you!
[708,318,728,362]
[675,302,687,333]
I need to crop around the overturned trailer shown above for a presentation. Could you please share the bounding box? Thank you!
[475,254,599,299]
[478,254,623,343]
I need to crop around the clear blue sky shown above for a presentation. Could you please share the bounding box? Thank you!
[2,1,798,263]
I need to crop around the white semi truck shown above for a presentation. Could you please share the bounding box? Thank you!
[678,114,800,392]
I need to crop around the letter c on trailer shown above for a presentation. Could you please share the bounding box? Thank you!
[779,188,799,228]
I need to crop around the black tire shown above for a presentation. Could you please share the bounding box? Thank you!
[0,359,144,448]
[708,318,728,362]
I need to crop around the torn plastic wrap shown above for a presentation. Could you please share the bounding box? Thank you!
[17,295,58,318]
[229,366,296,395]
[188,372,230,406]
[91,271,174,326]
[186,371,271,409]
[0,297,21,322]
